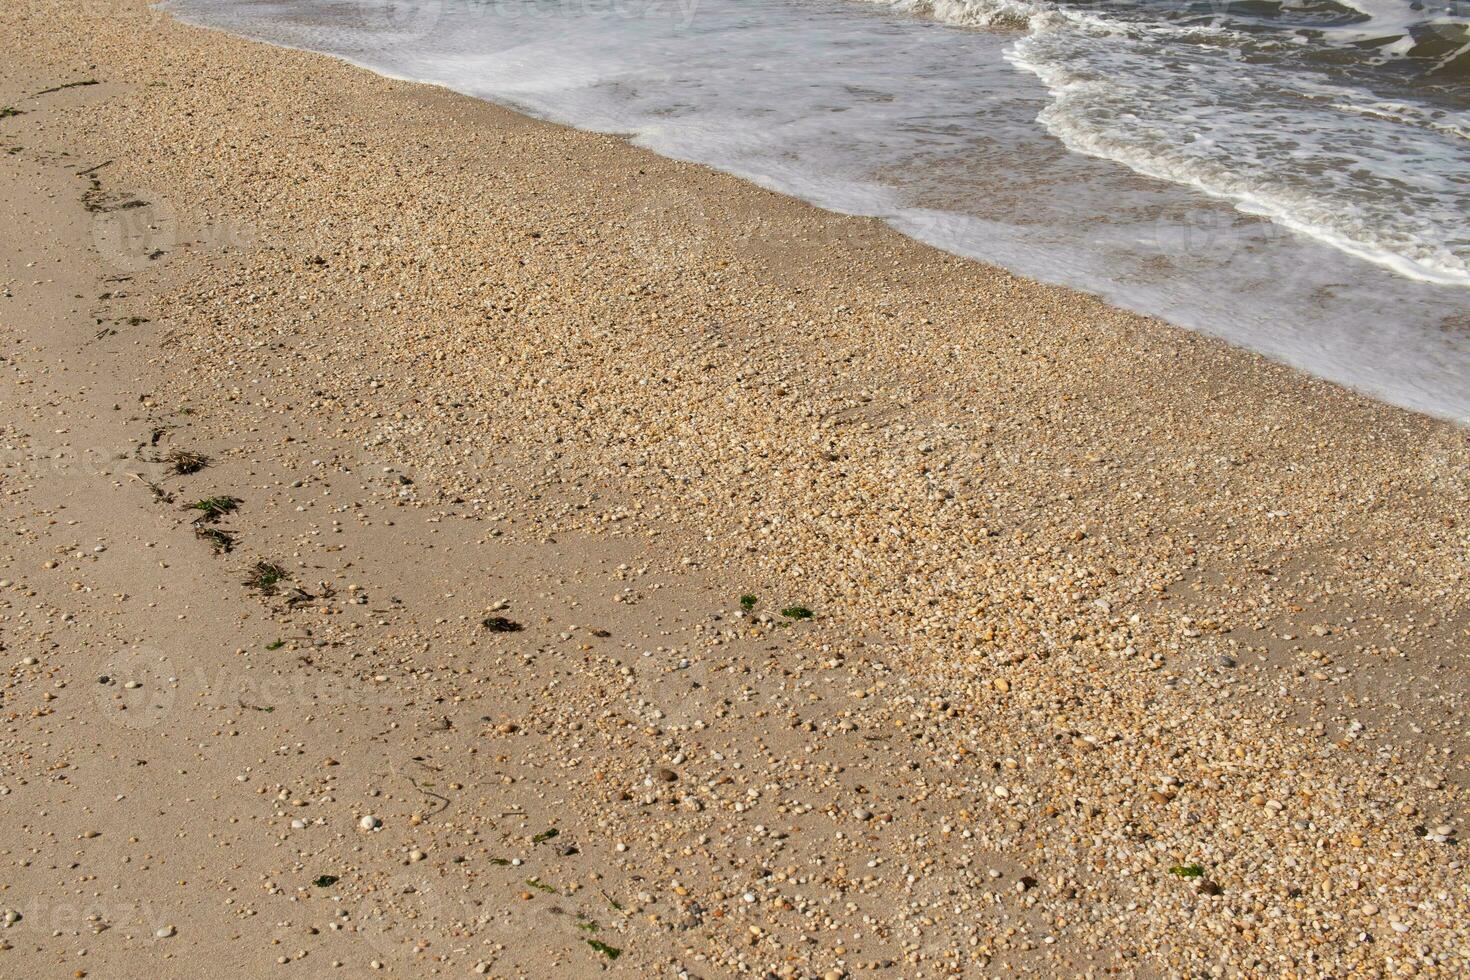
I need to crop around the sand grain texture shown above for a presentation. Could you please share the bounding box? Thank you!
[0,2,1467,977]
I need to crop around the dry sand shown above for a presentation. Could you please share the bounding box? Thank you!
[0,1,1467,977]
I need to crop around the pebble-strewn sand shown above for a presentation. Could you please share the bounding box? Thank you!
[1,1,1467,976]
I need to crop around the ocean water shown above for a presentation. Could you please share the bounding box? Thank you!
[164,0,1470,421]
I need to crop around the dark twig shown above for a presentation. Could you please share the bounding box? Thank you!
[407,775,451,815]
[32,79,99,97]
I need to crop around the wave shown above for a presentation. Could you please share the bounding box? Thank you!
[865,0,1470,286]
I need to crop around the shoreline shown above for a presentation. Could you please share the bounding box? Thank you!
[165,0,1470,425]
[114,0,1470,429]
[1,1,1468,976]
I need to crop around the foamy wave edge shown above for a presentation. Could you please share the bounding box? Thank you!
[863,0,1470,288]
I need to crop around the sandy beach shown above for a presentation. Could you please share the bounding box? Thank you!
[1,1,1467,976]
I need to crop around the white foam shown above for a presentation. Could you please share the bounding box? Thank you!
[1000,9,1470,286]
